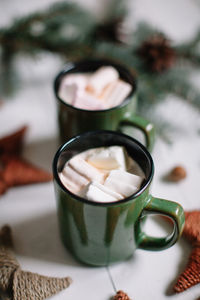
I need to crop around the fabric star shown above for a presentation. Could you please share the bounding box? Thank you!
[182,211,200,244]
[0,126,52,196]
[0,225,72,300]
[174,211,200,293]
[0,126,27,156]
[113,290,131,300]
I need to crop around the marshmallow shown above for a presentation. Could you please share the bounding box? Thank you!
[58,82,77,105]
[86,66,119,95]
[58,67,132,110]
[104,170,143,197]
[59,172,80,194]
[104,178,138,198]
[100,79,132,108]
[58,74,89,105]
[69,156,105,183]
[87,146,126,170]
[73,91,105,110]
[62,164,89,188]
[61,74,89,89]
[85,181,123,202]
[108,170,143,188]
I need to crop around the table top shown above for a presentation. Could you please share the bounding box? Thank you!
[0,0,200,299]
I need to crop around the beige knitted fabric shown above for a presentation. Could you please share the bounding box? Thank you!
[0,225,72,300]
[13,269,72,300]
[0,226,19,293]
[0,249,19,291]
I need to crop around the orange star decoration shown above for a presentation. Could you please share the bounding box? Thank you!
[174,210,200,293]
[113,290,131,300]
[0,126,52,196]
[0,225,72,300]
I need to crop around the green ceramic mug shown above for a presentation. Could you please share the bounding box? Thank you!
[54,59,155,151]
[53,130,185,266]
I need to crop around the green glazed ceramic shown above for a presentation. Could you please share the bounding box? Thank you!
[54,59,155,152]
[53,131,185,266]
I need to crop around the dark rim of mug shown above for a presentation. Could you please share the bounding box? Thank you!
[52,130,154,207]
[54,58,136,113]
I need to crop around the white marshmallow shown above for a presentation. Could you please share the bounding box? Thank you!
[100,79,132,108]
[58,73,89,105]
[86,66,119,95]
[104,170,143,197]
[104,178,138,197]
[59,172,80,194]
[85,181,123,202]
[58,83,77,105]
[59,145,144,202]
[73,91,105,110]
[61,73,89,89]
[108,170,143,188]
[69,157,105,183]
[87,146,126,170]
[62,164,89,188]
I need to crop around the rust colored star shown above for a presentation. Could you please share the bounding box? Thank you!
[0,126,52,196]
[174,211,200,293]
[0,126,27,156]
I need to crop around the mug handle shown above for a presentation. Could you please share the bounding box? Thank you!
[136,196,185,251]
[118,114,155,152]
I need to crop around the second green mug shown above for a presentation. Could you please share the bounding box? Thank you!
[54,59,155,151]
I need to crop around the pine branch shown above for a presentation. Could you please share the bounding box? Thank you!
[175,30,200,66]
[0,47,17,95]
[0,0,199,144]
[0,2,95,55]
[93,41,143,70]
[104,0,128,21]
[130,22,162,49]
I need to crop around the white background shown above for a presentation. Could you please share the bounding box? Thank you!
[0,0,200,299]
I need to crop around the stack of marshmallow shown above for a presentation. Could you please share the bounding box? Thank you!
[59,146,145,203]
[58,66,132,110]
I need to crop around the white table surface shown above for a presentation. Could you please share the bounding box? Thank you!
[0,0,200,299]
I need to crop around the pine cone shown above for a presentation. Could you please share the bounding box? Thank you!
[137,34,176,72]
[113,290,131,300]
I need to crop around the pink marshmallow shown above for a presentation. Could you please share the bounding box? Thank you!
[74,91,106,110]
[58,74,89,105]
[61,73,89,89]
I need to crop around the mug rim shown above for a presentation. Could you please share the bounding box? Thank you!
[53,58,137,113]
[52,130,154,207]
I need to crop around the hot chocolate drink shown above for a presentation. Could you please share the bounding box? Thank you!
[59,146,145,202]
[58,66,132,110]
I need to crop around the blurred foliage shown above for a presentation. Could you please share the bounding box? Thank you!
[0,1,200,141]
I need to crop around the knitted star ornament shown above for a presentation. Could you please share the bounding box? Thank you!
[113,290,131,300]
[0,126,27,156]
[0,225,72,300]
[12,269,72,300]
[174,211,200,293]
[0,226,19,293]
[0,126,52,196]
[1,155,52,188]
